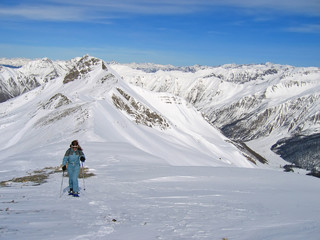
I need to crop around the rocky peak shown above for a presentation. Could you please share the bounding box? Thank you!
[63,55,107,84]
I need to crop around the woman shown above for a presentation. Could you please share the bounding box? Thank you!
[62,140,85,197]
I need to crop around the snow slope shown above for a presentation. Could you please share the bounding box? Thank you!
[110,63,320,169]
[2,57,319,168]
[1,56,319,239]
[0,56,253,171]
[1,151,320,240]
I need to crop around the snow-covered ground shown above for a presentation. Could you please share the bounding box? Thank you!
[1,56,320,239]
[1,143,320,240]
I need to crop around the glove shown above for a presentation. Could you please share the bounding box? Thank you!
[62,165,67,171]
[80,156,85,162]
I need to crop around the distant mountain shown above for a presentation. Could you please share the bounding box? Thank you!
[0,58,61,102]
[0,55,255,170]
[110,62,320,171]
[0,57,33,67]
[1,56,319,171]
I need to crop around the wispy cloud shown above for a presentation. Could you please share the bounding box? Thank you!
[0,5,85,21]
[0,1,200,22]
[286,24,320,33]
[0,0,319,23]
[0,3,115,23]
[52,0,320,16]
[47,0,205,15]
[215,0,320,16]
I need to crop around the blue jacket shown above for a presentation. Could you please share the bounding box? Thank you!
[62,148,85,167]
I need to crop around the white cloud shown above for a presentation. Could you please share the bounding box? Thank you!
[286,24,320,33]
[0,0,319,23]
[0,5,88,21]
[0,4,114,22]
[66,0,320,16]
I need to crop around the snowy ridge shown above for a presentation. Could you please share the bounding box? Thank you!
[0,55,254,170]
[111,62,320,169]
[1,57,319,168]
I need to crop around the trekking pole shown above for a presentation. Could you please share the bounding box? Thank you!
[59,170,64,198]
[81,162,86,191]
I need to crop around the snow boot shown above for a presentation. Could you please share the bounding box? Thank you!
[68,188,73,196]
[73,192,79,197]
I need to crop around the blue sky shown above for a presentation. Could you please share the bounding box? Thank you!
[0,0,320,67]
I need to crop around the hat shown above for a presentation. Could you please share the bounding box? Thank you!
[70,140,79,148]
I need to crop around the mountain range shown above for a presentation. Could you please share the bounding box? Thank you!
[0,55,256,171]
[0,55,319,172]
[110,61,320,171]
